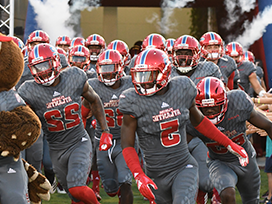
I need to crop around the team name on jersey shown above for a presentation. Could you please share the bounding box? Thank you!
[152,108,181,122]
[222,129,237,137]
[46,96,72,108]
[104,99,119,108]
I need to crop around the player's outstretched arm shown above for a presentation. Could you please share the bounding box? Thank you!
[189,101,248,167]
[121,114,158,202]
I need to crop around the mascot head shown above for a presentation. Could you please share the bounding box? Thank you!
[0,33,24,91]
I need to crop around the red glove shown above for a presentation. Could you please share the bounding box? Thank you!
[99,132,113,151]
[227,142,249,167]
[123,147,158,202]
[135,173,158,202]
[91,119,97,129]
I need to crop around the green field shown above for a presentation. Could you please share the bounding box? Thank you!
[43,168,268,204]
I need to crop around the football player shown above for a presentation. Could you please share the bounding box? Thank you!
[68,45,90,72]
[199,31,239,90]
[243,50,267,96]
[107,40,131,75]
[171,34,223,204]
[191,76,272,203]
[128,33,167,71]
[119,48,248,204]
[85,34,106,79]
[18,43,110,204]
[225,42,266,97]
[55,35,71,54]
[81,49,134,204]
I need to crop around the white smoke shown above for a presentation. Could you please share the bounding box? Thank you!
[28,0,75,45]
[235,5,272,50]
[28,0,100,45]
[67,0,100,37]
[147,0,194,35]
[223,0,256,30]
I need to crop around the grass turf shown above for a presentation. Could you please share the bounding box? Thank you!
[43,168,268,204]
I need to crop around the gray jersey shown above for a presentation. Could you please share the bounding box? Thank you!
[256,65,264,79]
[119,76,198,173]
[217,55,237,84]
[86,63,97,79]
[15,62,32,90]
[0,90,29,203]
[171,61,223,85]
[88,76,133,139]
[187,90,254,162]
[18,67,88,151]
[237,61,256,93]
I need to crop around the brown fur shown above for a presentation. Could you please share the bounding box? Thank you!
[22,159,51,203]
[0,33,24,91]
[0,33,50,203]
[0,106,41,159]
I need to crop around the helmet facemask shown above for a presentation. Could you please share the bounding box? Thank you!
[29,59,60,86]
[201,44,224,60]
[70,55,89,70]
[97,63,123,86]
[88,45,103,61]
[131,66,169,96]
[199,99,227,125]
[174,49,199,73]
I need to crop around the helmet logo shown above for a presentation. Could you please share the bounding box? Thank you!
[201,98,215,106]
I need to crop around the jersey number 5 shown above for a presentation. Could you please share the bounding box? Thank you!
[160,119,181,147]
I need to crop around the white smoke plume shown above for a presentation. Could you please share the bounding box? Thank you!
[28,0,100,45]
[28,0,75,45]
[235,4,272,50]
[147,0,194,35]
[67,0,100,37]
[223,0,256,30]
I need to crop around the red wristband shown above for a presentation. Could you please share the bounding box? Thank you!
[122,147,144,177]
[195,117,232,147]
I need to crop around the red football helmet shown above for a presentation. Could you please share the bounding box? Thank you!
[166,38,176,57]
[68,45,90,71]
[195,77,228,124]
[96,49,124,86]
[85,34,106,61]
[173,35,200,73]
[28,43,61,86]
[131,48,171,96]
[55,35,71,53]
[225,42,244,64]
[70,37,85,47]
[11,36,25,50]
[107,40,131,66]
[199,32,224,60]
[142,33,166,51]
[242,50,255,63]
[27,30,50,52]
[55,35,71,47]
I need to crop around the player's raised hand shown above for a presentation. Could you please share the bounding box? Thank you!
[99,132,113,151]
[227,143,249,167]
[134,173,158,202]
